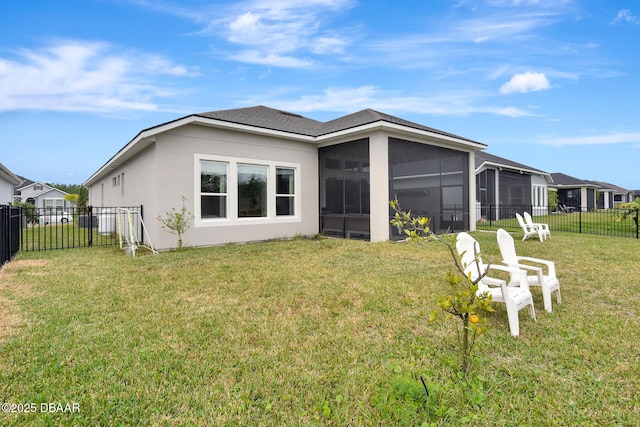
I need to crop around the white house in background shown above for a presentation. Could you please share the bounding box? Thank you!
[584,180,633,209]
[0,163,22,205]
[550,173,600,212]
[15,180,70,209]
[475,151,553,220]
[84,106,486,250]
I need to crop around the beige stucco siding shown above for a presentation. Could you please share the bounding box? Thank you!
[152,124,319,249]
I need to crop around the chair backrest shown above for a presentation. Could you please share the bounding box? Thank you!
[515,213,526,228]
[523,212,535,225]
[497,228,518,267]
[456,232,484,281]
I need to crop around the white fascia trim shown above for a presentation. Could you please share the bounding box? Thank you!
[476,161,552,181]
[317,121,487,150]
[0,164,21,185]
[83,116,316,187]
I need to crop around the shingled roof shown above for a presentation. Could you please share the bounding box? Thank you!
[550,173,600,187]
[475,151,550,175]
[86,105,485,186]
[193,105,482,144]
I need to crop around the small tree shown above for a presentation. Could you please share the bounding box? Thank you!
[390,200,493,373]
[64,193,79,206]
[616,196,640,229]
[157,197,194,250]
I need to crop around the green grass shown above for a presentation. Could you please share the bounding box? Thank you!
[20,223,118,251]
[478,211,638,237]
[1,233,639,425]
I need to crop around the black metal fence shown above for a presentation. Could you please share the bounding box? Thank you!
[1,205,21,266]
[477,204,640,239]
[18,206,144,252]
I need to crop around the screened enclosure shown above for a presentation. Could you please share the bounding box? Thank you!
[389,138,469,238]
[319,139,371,239]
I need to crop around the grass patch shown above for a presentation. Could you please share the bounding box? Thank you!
[478,211,639,238]
[1,233,639,425]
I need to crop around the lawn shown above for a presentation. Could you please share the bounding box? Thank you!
[1,232,639,426]
[478,210,639,238]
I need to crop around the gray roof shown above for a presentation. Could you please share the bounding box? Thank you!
[195,105,323,136]
[192,105,483,144]
[550,173,599,187]
[86,105,486,186]
[475,151,550,175]
[588,180,629,193]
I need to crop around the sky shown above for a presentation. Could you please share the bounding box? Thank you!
[1,0,640,189]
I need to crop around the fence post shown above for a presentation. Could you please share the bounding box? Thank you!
[88,206,93,247]
[579,210,582,234]
[139,205,144,245]
[488,204,493,226]
[637,208,639,239]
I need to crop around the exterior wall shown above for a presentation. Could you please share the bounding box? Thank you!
[0,178,13,204]
[530,175,548,216]
[581,187,596,211]
[155,124,319,250]
[368,131,389,242]
[88,143,157,209]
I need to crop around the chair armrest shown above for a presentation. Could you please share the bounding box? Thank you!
[485,264,530,290]
[514,256,556,277]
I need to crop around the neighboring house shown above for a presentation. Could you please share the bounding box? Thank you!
[589,181,615,209]
[475,151,553,219]
[0,163,22,205]
[15,179,70,209]
[550,173,600,212]
[84,106,486,250]
[587,181,632,209]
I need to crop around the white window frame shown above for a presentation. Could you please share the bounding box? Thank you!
[532,184,547,208]
[194,154,301,228]
[44,198,64,209]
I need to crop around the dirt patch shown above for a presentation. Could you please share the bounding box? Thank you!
[0,259,47,341]
[0,294,21,341]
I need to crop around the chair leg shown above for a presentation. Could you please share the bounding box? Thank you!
[506,307,520,337]
[542,287,553,313]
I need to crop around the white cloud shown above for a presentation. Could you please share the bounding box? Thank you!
[228,50,314,68]
[240,85,535,118]
[499,71,550,94]
[610,9,640,26]
[542,132,640,147]
[0,40,197,113]
[159,0,357,68]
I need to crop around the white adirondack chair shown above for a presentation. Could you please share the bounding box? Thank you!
[524,212,550,241]
[456,232,536,336]
[497,228,562,313]
[515,213,540,241]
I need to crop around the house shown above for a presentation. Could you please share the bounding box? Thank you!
[549,173,600,212]
[0,163,22,205]
[84,106,486,250]
[15,179,70,209]
[475,151,553,219]
[586,181,634,209]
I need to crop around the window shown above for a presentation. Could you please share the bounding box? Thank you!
[201,161,227,218]
[532,185,546,207]
[238,164,267,217]
[276,168,295,216]
[195,155,299,226]
[44,198,64,209]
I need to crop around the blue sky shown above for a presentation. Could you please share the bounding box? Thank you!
[1,0,639,189]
